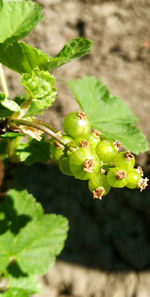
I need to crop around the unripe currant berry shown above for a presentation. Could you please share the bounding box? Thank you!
[88,129,101,149]
[107,167,127,188]
[64,111,91,139]
[126,169,141,189]
[96,140,121,164]
[75,137,90,149]
[58,153,72,176]
[88,172,111,200]
[114,151,135,170]
[127,168,149,191]
[75,129,101,150]
[69,148,101,180]
[50,135,73,160]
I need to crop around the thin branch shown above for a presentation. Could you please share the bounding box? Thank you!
[8,119,68,146]
[34,119,58,133]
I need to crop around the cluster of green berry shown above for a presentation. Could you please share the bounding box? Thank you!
[50,111,148,200]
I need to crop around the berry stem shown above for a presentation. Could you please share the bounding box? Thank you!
[33,119,58,133]
[0,64,9,98]
[8,119,66,144]
[7,119,76,152]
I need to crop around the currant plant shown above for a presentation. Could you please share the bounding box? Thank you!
[0,0,149,296]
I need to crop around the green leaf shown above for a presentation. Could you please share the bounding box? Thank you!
[0,189,43,270]
[21,68,57,112]
[0,0,3,11]
[0,42,49,74]
[0,38,92,74]
[1,288,30,297]
[0,189,68,275]
[14,95,44,117]
[16,137,51,165]
[0,274,42,297]
[0,0,43,43]
[25,102,44,117]
[1,189,44,221]
[42,37,93,71]
[0,93,20,117]
[1,99,21,112]
[5,274,42,296]
[8,275,41,292]
[0,92,21,111]
[0,132,23,138]
[0,232,14,271]
[0,108,13,118]
[69,76,148,153]
[16,214,68,274]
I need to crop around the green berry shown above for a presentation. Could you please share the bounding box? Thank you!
[107,167,127,188]
[75,137,90,149]
[64,111,91,139]
[88,129,101,148]
[88,172,111,199]
[58,153,72,176]
[69,148,101,180]
[96,140,120,164]
[126,169,142,189]
[50,135,73,160]
[75,129,101,150]
[114,151,135,170]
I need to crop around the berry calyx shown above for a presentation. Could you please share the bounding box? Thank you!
[88,172,111,199]
[136,166,144,176]
[69,148,101,180]
[138,177,149,192]
[64,111,91,139]
[115,170,127,179]
[114,151,135,170]
[75,137,90,148]
[96,140,119,164]
[107,167,128,188]
[113,140,122,150]
[91,129,101,138]
[93,187,105,200]
[83,158,95,173]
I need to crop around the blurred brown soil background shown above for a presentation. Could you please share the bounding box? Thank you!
[4,0,150,296]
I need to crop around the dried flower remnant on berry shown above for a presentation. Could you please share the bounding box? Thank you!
[115,170,127,180]
[138,177,149,192]
[77,111,86,120]
[83,159,95,173]
[124,151,134,160]
[93,187,105,200]
[113,140,122,150]
[136,166,144,176]
[92,129,101,138]
[80,140,89,148]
